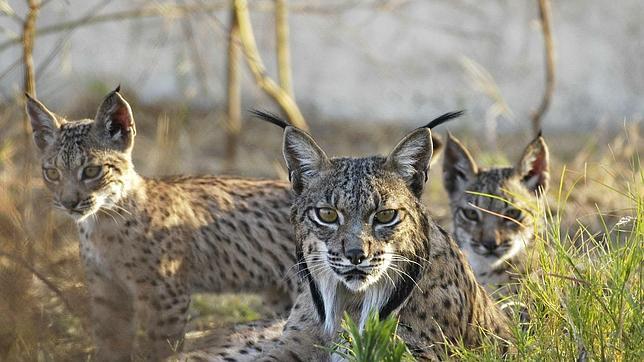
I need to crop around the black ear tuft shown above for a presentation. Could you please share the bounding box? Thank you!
[250,110,291,129]
[422,110,464,130]
[114,84,121,93]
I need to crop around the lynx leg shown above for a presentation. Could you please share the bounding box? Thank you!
[86,274,135,362]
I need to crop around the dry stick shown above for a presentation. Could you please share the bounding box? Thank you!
[225,5,242,171]
[21,0,39,269]
[180,16,211,97]
[531,0,555,136]
[234,0,308,130]
[0,251,83,326]
[275,0,293,97]
[22,0,38,132]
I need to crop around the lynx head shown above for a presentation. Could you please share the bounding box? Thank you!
[442,133,549,264]
[26,87,138,222]
[268,111,462,332]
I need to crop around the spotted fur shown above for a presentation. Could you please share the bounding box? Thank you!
[182,114,512,361]
[442,133,549,299]
[26,90,299,361]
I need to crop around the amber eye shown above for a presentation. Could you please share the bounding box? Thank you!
[461,208,479,221]
[374,209,397,224]
[316,207,338,223]
[82,165,102,180]
[505,209,522,220]
[43,168,60,182]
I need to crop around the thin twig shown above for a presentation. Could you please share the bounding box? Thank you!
[180,14,211,97]
[224,3,241,171]
[531,0,556,135]
[275,0,293,97]
[234,0,308,130]
[0,251,79,319]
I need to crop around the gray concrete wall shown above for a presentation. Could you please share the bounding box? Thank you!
[1,0,642,132]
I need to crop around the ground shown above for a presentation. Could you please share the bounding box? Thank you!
[0,91,641,360]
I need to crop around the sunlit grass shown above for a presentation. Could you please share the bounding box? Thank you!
[0,94,640,360]
[342,129,642,361]
[330,311,414,362]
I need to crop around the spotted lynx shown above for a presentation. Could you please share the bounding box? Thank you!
[442,133,549,299]
[26,89,300,361]
[182,111,512,361]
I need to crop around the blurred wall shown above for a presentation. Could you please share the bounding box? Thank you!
[0,0,642,131]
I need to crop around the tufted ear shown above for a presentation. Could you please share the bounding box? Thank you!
[385,127,434,198]
[442,133,478,199]
[282,127,330,194]
[25,94,61,153]
[94,86,136,151]
[516,133,549,193]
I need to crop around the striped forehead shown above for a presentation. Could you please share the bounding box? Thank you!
[51,119,95,169]
[325,157,387,210]
[465,168,514,209]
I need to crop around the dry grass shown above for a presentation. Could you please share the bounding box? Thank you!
[0,89,641,360]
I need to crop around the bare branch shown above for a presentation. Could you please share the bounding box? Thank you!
[0,251,81,321]
[225,5,241,171]
[22,0,39,167]
[180,16,211,97]
[234,0,308,130]
[275,0,293,97]
[531,0,556,135]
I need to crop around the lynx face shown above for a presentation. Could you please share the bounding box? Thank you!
[442,134,549,274]
[26,89,137,221]
[282,121,440,332]
[294,158,427,292]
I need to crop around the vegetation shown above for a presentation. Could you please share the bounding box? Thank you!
[330,311,414,362]
[339,128,643,362]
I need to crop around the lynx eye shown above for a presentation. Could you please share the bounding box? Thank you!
[374,209,397,224]
[82,165,102,180]
[43,168,60,182]
[461,208,479,222]
[505,209,522,220]
[316,207,338,224]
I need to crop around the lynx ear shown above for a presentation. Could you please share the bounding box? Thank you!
[430,133,444,165]
[282,127,330,194]
[442,133,478,198]
[516,133,549,193]
[94,87,136,151]
[385,127,434,198]
[25,94,60,153]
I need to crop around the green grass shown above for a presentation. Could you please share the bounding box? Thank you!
[339,139,642,361]
[0,94,640,360]
[330,311,414,362]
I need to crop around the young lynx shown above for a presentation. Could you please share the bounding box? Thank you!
[183,111,512,361]
[442,133,549,298]
[26,89,299,361]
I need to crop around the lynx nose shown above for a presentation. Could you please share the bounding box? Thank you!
[61,198,79,210]
[345,248,366,265]
[481,239,498,252]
